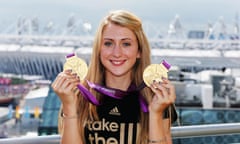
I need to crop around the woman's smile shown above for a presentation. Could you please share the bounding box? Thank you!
[110,59,126,66]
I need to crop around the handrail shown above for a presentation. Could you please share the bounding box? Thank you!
[172,122,240,138]
[0,123,240,144]
[0,135,60,144]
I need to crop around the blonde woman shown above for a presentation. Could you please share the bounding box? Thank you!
[52,10,177,144]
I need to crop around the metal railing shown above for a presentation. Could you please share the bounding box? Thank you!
[0,123,240,144]
[172,122,240,138]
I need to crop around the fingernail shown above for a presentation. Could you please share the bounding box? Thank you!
[72,73,77,76]
[66,69,72,73]
[162,76,167,80]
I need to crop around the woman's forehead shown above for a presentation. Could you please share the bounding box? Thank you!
[102,23,136,40]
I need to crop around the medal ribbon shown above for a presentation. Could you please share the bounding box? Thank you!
[77,80,149,112]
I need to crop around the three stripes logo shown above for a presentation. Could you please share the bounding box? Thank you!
[109,106,121,116]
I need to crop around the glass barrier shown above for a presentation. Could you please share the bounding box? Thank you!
[173,107,240,143]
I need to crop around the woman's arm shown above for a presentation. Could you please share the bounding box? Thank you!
[52,70,83,144]
[149,113,169,144]
[148,78,176,144]
[163,118,172,144]
[60,105,82,144]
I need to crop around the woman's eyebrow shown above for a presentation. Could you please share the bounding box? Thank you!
[103,38,113,40]
[103,37,132,41]
[122,38,132,41]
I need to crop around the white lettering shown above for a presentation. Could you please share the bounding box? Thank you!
[106,138,118,144]
[87,118,119,131]
[95,133,105,144]
[87,120,93,131]
[88,133,118,144]
[110,122,118,132]
[88,134,95,144]
[102,118,110,131]
[92,121,102,131]
[86,120,139,144]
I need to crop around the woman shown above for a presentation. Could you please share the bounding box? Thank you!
[52,10,176,144]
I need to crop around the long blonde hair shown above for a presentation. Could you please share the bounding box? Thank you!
[59,10,153,144]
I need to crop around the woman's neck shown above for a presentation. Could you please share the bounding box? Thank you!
[105,76,132,91]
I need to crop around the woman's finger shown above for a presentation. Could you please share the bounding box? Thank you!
[161,83,176,102]
[52,71,80,95]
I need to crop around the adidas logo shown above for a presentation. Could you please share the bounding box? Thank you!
[109,106,121,116]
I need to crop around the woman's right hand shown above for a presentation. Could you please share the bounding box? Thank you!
[51,69,80,115]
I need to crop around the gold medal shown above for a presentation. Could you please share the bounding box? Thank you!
[143,60,170,87]
[63,53,88,80]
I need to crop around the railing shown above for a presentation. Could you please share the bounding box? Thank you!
[0,135,60,144]
[0,123,240,144]
[172,122,240,138]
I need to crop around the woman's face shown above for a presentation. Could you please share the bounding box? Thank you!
[100,23,140,79]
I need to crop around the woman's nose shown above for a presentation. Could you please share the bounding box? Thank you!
[112,44,122,57]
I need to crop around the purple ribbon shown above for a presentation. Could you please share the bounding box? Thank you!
[77,83,100,105]
[77,81,149,112]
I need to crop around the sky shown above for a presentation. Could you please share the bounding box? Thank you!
[0,0,239,37]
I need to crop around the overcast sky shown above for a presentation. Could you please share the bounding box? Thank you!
[0,0,239,36]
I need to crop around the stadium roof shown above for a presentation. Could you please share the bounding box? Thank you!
[0,47,240,80]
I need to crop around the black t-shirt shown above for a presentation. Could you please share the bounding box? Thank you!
[84,93,141,144]
[84,89,178,144]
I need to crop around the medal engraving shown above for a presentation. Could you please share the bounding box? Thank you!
[63,54,88,80]
[143,64,168,87]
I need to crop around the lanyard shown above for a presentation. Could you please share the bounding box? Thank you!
[77,80,148,112]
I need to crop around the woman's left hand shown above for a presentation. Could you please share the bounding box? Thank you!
[148,78,176,115]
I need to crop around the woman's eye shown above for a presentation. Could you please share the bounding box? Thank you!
[104,41,112,47]
[122,42,131,47]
